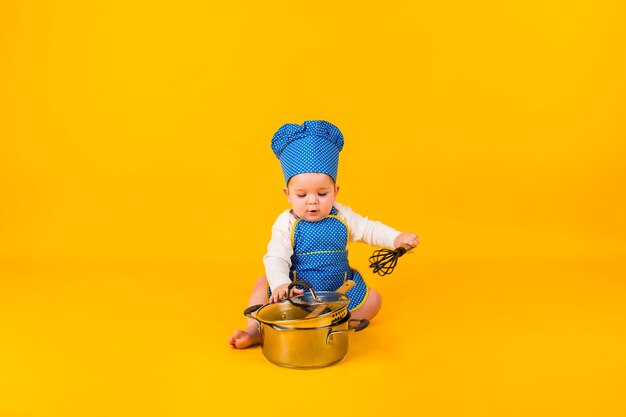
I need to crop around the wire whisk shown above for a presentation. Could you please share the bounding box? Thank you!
[369,244,414,276]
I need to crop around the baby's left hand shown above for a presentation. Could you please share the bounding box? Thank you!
[394,232,419,250]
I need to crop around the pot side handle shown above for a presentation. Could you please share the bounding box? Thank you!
[243,304,263,317]
[349,318,369,332]
[243,304,264,333]
[326,319,369,344]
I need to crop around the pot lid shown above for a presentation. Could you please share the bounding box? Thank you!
[254,295,345,324]
[255,280,353,324]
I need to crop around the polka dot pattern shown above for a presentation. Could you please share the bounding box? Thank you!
[345,269,368,311]
[271,120,344,183]
[288,207,368,311]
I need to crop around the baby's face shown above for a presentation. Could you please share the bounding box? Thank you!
[284,173,339,222]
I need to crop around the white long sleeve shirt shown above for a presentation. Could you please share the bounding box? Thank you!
[263,201,401,291]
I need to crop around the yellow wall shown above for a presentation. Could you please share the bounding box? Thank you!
[1,1,625,416]
[2,0,624,266]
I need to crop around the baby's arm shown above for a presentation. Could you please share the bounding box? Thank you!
[336,202,419,249]
[263,211,293,288]
[262,211,304,302]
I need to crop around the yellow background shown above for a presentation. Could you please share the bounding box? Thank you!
[1,1,625,416]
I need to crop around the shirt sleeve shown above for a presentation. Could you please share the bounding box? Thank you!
[263,210,295,291]
[334,202,401,249]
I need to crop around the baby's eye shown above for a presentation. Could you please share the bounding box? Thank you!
[296,194,306,198]
[318,193,327,197]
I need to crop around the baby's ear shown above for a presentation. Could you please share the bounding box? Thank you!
[335,184,340,196]
[283,187,291,201]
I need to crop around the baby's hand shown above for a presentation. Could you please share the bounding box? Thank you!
[269,283,304,303]
[394,232,419,251]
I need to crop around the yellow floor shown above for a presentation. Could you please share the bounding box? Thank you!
[2,254,625,416]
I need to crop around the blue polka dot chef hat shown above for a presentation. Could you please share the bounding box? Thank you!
[271,120,344,184]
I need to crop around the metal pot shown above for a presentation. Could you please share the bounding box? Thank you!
[244,308,369,368]
[243,279,369,368]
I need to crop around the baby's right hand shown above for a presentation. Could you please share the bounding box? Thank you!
[269,283,304,303]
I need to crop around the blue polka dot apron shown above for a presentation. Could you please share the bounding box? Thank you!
[288,207,368,311]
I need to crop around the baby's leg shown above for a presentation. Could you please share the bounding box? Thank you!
[349,288,382,321]
[228,276,268,349]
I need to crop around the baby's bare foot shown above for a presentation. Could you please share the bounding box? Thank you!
[228,329,262,349]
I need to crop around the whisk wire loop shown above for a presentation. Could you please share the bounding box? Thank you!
[368,245,413,276]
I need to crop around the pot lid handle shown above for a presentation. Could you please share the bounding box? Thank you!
[288,280,322,302]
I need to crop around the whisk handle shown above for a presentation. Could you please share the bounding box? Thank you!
[396,244,414,256]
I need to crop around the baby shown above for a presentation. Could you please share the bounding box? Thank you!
[228,120,418,349]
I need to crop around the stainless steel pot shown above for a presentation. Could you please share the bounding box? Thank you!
[243,280,368,368]
[244,307,369,368]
